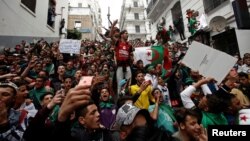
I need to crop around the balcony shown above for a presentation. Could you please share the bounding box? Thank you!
[125,18,146,22]
[125,4,145,11]
[147,0,173,21]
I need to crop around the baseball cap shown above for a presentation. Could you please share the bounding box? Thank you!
[0,81,18,95]
[112,103,149,130]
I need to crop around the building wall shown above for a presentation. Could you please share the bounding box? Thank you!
[0,0,68,47]
[68,15,93,40]
[68,0,102,40]
[120,0,149,41]
[148,0,250,42]
[149,1,177,41]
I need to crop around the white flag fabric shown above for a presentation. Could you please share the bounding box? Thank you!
[133,47,152,66]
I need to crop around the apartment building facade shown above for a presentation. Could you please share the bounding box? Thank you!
[119,0,151,41]
[0,0,68,47]
[68,0,102,40]
[146,0,250,57]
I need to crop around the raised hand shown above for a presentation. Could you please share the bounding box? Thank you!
[47,90,65,110]
[58,85,91,122]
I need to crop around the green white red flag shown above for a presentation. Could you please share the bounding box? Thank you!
[133,45,172,73]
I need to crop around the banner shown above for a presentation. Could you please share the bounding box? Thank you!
[59,39,81,54]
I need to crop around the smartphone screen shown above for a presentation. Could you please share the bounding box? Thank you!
[79,76,94,86]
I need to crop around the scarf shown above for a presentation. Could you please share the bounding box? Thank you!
[159,104,176,122]
[201,111,228,128]
[99,102,113,109]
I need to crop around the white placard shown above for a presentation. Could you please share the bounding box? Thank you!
[235,29,250,58]
[59,39,81,54]
[182,41,237,84]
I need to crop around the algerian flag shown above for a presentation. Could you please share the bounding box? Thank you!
[239,109,250,125]
[133,45,172,70]
[133,45,163,66]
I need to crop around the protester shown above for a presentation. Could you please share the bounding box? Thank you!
[129,70,154,109]
[98,87,116,129]
[180,77,229,128]
[110,20,133,96]
[0,16,249,141]
[173,107,207,141]
[0,82,24,140]
[22,91,64,141]
[112,102,174,141]
[148,88,177,134]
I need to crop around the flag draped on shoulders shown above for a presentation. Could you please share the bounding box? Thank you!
[133,45,172,74]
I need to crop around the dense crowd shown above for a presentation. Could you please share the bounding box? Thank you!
[0,19,250,141]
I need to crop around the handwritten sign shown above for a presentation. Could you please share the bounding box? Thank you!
[59,39,81,54]
[182,41,237,84]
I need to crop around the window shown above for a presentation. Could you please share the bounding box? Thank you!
[171,1,185,40]
[212,28,239,56]
[203,0,228,13]
[134,13,139,20]
[47,0,56,28]
[134,1,138,7]
[78,3,82,7]
[75,21,82,29]
[21,0,36,13]
[135,25,140,33]
[47,7,56,27]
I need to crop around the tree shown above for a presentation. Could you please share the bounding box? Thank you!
[67,28,82,40]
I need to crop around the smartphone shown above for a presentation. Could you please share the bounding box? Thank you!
[79,76,94,86]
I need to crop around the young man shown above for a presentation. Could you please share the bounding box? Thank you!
[180,77,228,128]
[23,91,63,141]
[148,88,177,134]
[129,70,154,109]
[112,102,173,141]
[0,82,24,140]
[172,108,207,141]
[111,20,133,96]
[29,76,53,109]
[52,84,113,141]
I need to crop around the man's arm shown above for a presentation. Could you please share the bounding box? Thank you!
[180,77,213,109]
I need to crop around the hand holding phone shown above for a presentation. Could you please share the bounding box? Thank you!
[78,76,94,86]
